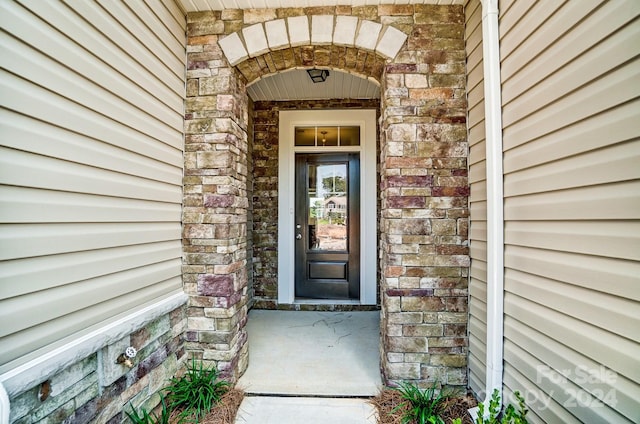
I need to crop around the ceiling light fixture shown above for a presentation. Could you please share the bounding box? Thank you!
[306,68,330,83]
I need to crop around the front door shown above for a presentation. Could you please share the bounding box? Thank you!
[294,153,360,299]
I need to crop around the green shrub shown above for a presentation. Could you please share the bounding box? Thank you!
[475,389,528,424]
[502,390,528,424]
[164,356,230,422]
[392,381,453,424]
[125,397,171,424]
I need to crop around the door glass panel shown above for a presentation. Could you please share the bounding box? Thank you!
[317,126,338,147]
[294,126,360,146]
[295,127,316,146]
[308,162,347,251]
[339,126,360,146]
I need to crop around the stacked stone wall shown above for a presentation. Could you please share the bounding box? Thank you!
[185,4,468,388]
[8,306,186,424]
[379,5,469,387]
[184,12,252,380]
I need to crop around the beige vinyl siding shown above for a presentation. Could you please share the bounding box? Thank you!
[464,0,487,398]
[499,0,640,422]
[0,0,185,372]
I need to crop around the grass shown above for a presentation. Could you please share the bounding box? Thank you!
[391,381,449,424]
[126,357,243,424]
[165,357,230,422]
[126,397,171,424]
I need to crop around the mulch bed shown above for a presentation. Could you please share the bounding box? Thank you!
[166,388,245,424]
[199,388,245,424]
[369,388,478,424]
[164,386,477,424]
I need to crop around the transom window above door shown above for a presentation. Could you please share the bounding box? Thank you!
[294,126,361,147]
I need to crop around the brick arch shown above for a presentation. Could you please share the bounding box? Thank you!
[217,15,408,84]
[236,45,385,85]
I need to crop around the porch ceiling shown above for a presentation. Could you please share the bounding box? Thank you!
[247,69,380,101]
[177,0,463,13]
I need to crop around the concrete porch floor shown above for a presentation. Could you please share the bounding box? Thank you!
[234,309,382,423]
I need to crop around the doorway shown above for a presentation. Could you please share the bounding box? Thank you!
[278,109,377,305]
[294,153,360,299]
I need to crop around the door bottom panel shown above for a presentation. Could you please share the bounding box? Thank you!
[308,261,347,280]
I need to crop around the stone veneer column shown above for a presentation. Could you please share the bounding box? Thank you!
[379,5,469,388]
[183,11,250,380]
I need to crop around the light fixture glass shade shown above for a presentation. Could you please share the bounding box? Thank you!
[306,68,330,83]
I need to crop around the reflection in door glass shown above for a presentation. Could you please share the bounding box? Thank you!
[308,163,347,251]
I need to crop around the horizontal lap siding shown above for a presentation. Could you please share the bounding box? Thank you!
[464,0,487,397]
[0,0,186,371]
[499,0,640,422]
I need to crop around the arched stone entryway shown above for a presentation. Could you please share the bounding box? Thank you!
[183,5,469,389]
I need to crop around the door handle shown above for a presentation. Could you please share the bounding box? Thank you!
[296,234,302,240]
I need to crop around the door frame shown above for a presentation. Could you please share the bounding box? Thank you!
[278,110,377,305]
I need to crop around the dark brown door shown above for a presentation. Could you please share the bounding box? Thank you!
[294,153,360,299]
